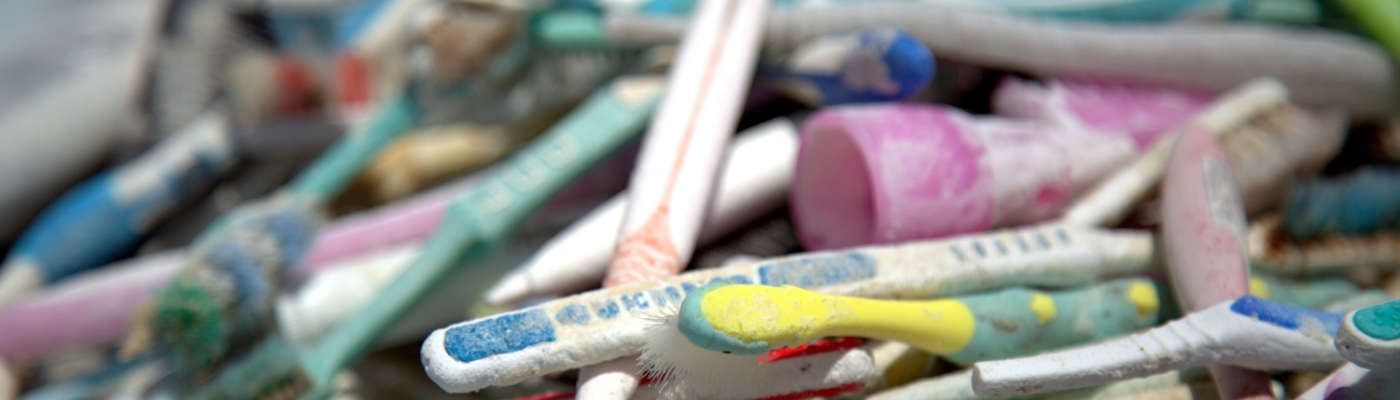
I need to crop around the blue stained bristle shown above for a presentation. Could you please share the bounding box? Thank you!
[868,29,935,99]
[780,28,934,106]
[206,242,271,319]
[259,207,320,269]
[1284,168,1400,240]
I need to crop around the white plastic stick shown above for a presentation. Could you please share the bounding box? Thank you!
[971,298,1344,397]
[580,0,769,397]
[605,4,1397,118]
[485,118,798,305]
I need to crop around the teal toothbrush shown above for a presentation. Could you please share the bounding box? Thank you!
[189,74,666,400]
[129,90,418,372]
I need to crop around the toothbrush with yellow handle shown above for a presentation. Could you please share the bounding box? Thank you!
[641,279,1162,398]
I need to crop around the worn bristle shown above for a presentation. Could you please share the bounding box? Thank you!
[638,305,875,399]
[1217,101,1347,215]
[153,275,229,371]
[260,207,322,270]
[151,201,322,371]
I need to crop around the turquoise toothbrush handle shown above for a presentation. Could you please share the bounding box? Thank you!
[1336,298,1400,369]
[288,92,418,203]
[302,75,666,385]
[944,279,1160,365]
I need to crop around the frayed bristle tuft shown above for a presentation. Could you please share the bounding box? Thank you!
[152,275,229,371]
[149,198,324,371]
[638,305,875,399]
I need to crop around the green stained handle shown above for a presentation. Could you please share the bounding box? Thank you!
[289,93,418,203]
[943,279,1161,366]
[300,75,667,388]
[1335,0,1400,65]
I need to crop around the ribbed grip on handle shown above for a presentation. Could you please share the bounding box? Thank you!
[971,310,1215,397]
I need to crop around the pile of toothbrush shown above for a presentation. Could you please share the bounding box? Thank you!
[2,0,1400,399]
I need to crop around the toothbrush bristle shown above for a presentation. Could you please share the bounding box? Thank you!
[638,304,875,399]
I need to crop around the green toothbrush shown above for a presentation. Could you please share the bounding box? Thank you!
[189,74,667,400]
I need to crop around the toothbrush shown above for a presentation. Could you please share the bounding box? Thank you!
[643,278,1158,363]
[971,295,1345,397]
[0,174,478,364]
[424,223,1155,393]
[0,110,236,310]
[604,3,1399,118]
[637,278,1159,398]
[126,89,417,372]
[187,74,666,400]
[1157,95,1269,400]
[1334,298,1400,370]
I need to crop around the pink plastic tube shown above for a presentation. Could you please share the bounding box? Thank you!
[0,252,182,362]
[1160,119,1273,400]
[0,173,475,362]
[791,79,1210,250]
[297,175,478,275]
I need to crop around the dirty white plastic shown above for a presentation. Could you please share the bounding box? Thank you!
[971,298,1344,397]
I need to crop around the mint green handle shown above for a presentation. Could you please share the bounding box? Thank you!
[289,92,418,203]
[301,75,666,387]
[944,279,1161,365]
[1355,299,1400,341]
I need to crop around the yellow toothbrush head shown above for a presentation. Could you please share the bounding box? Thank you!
[679,282,844,355]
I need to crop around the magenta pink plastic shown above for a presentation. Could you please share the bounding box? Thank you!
[791,78,1212,250]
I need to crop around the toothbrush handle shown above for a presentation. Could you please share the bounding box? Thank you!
[971,307,1224,397]
[972,297,1345,397]
[833,296,976,355]
[289,92,417,203]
